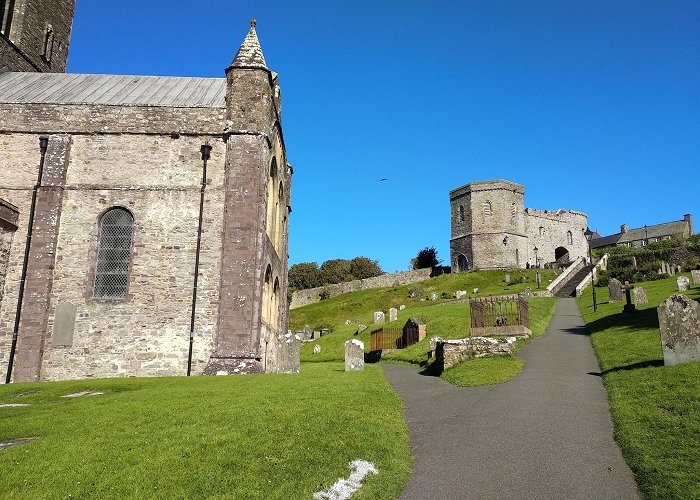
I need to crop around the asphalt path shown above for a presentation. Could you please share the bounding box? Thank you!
[383,298,640,500]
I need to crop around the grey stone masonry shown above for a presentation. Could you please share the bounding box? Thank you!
[608,278,623,302]
[276,333,300,374]
[632,287,648,305]
[677,276,690,292]
[691,270,700,285]
[389,307,398,322]
[373,311,385,324]
[344,339,364,372]
[657,294,700,366]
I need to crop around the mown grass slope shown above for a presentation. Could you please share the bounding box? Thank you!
[0,364,411,499]
[577,275,700,500]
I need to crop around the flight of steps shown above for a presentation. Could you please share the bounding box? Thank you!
[555,264,595,298]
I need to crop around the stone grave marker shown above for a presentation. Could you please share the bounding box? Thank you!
[691,270,700,285]
[473,288,479,294]
[622,282,636,314]
[608,278,623,302]
[504,274,511,283]
[632,287,648,305]
[345,339,365,371]
[389,307,398,322]
[373,311,385,324]
[430,292,438,301]
[520,287,532,299]
[313,344,321,354]
[677,276,690,292]
[399,304,406,310]
[657,294,700,365]
[345,320,351,326]
[277,333,301,374]
[357,324,367,333]
[303,325,311,338]
[454,290,467,299]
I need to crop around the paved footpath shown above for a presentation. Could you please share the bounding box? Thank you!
[383,298,640,500]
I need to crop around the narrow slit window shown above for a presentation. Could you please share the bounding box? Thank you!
[93,208,134,299]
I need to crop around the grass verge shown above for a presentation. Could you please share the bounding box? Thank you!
[577,274,700,500]
[0,363,411,499]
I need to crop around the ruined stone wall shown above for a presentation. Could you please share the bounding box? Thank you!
[524,209,588,266]
[290,268,432,309]
[0,0,74,72]
[0,130,226,380]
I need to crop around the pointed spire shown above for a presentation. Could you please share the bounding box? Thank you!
[229,19,268,70]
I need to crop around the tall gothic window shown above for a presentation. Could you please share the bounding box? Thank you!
[567,231,573,245]
[93,208,134,299]
[266,158,278,242]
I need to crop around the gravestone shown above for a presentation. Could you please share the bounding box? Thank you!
[631,256,637,269]
[373,311,385,324]
[399,304,406,310]
[677,265,682,275]
[632,287,648,305]
[504,274,511,283]
[454,290,467,299]
[430,292,438,301]
[677,276,690,292]
[473,288,479,294]
[344,339,365,371]
[520,287,532,299]
[303,325,311,338]
[345,320,351,326]
[608,278,623,302]
[389,307,398,322]
[657,294,700,366]
[692,270,700,285]
[622,282,635,314]
[357,324,367,333]
[277,333,301,374]
[313,344,321,354]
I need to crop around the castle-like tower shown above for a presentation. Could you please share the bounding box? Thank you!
[450,180,588,271]
[0,0,74,72]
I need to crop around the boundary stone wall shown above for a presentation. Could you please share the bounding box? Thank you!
[290,268,432,309]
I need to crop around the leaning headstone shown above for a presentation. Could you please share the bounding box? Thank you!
[344,339,365,371]
[313,344,321,354]
[373,311,385,324]
[677,276,690,292]
[473,288,479,294]
[504,274,511,283]
[277,333,301,374]
[430,292,438,301]
[389,307,398,322]
[632,287,648,305]
[454,290,467,299]
[357,324,367,333]
[691,270,700,285]
[399,304,406,310]
[657,294,700,366]
[608,278,623,302]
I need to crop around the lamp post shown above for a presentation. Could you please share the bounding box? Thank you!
[533,246,540,288]
[584,228,597,312]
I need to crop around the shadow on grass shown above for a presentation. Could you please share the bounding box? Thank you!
[587,359,663,377]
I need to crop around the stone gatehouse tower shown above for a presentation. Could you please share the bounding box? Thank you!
[0,11,293,381]
[450,180,587,271]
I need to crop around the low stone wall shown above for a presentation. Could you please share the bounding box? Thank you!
[290,268,432,309]
[434,336,519,372]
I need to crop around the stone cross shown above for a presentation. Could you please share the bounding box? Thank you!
[389,307,398,322]
[691,270,700,285]
[608,278,623,302]
[677,276,690,292]
[622,281,635,314]
[657,294,700,366]
[632,287,648,305]
[344,339,365,371]
[373,311,385,324]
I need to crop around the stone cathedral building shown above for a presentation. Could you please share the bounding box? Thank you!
[0,2,293,381]
[450,180,588,271]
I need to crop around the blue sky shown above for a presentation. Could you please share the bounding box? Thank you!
[68,1,700,273]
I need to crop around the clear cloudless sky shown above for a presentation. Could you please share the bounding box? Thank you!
[67,1,700,273]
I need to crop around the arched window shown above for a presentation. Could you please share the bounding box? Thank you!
[567,231,573,245]
[263,265,272,324]
[272,277,280,326]
[266,158,278,241]
[459,205,464,222]
[483,201,492,217]
[276,182,284,251]
[93,208,134,299]
[539,227,545,237]
[511,202,517,222]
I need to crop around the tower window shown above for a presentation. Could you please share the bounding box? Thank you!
[539,227,545,237]
[483,201,492,217]
[93,208,134,299]
[0,0,16,37]
[567,230,573,245]
[42,23,54,63]
[459,205,464,222]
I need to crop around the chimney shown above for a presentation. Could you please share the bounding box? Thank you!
[620,224,628,234]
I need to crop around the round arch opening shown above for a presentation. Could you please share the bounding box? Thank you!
[554,246,569,263]
[457,254,468,272]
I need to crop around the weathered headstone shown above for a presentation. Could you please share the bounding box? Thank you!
[632,287,648,305]
[430,292,438,301]
[357,324,367,333]
[313,344,321,354]
[677,276,690,292]
[277,333,301,374]
[344,339,365,371]
[399,304,406,310]
[677,265,682,275]
[345,320,351,326]
[631,256,637,269]
[520,287,533,299]
[373,311,385,324]
[303,325,311,338]
[608,278,623,302]
[389,307,398,322]
[504,274,511,283]
[657,294,700,366]
[454,290,467,299]
[472,288,479,294]
[691,270,700,285]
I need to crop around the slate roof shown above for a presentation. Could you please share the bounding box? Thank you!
[229,20,268,70]
[0,72,226,108]
[591,219,690,249]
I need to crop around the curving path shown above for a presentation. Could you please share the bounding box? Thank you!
[383,298,640,500]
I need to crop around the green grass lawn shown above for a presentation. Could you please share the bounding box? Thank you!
[577,274,700,500]
[294,269,558,387]
[0,364,411,499]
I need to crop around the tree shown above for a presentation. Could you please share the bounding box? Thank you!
[412,246,439,269]
[349,257,383,280]
[288,262,323,291]
[320,259,352,284]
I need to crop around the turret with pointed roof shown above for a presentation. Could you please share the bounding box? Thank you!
[228,19,268,70]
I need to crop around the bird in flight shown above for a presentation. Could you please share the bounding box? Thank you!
[379,178,388,181]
